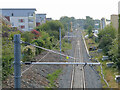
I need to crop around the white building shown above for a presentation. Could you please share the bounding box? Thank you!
[111,14,118,31]
[100,18,110,30]
[2,8,36,31]
[36,14,46,26]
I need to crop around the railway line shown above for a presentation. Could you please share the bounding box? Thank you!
[70,30,86,89]
[8,29,101,88]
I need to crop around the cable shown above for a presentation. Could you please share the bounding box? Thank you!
[82,31,109,88]
[89,65,101,78]
[21,36,66,75]
[100,63,109,87]
[20,40,76,60]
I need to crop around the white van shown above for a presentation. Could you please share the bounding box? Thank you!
[102,56,108,61]
[115,75,120,83]
[106,62,114,67]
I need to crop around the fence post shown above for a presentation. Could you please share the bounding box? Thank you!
[14,34,21,88]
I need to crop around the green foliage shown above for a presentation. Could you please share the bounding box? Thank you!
[36,20,65,39]
[84,16,94,30]
[2,25,21,80]
[88,25,93,34]
[98,25,116,55]
[97,24,120,69]
[31,31,53,55]
[21,31,35,43]
[59,16,75,31]
[2,43,14,80]
[22,45,35,62]
[61,39,72,52]
[108,38,120,69]
[2,19,72,81]
[47,69,62,88]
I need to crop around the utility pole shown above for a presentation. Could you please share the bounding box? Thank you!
[14,34,21,89]
[68,23,69,43]
[59,28,62,60]
[70,22,73,32]
[118,15,120,58]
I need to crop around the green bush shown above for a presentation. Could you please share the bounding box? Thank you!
[47,69,62,88]
[22,45,35,62]
[98,25,116,55]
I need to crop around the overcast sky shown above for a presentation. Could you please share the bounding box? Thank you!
[1,0,120,20]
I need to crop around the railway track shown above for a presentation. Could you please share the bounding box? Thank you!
[70,30,86,89]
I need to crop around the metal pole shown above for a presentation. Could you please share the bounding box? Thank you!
[14,34,21,88]
[22,62,101,65]
[59,27,62,60]
[59,27,61,53]
[68,23,69,43]
[118,14,120,59]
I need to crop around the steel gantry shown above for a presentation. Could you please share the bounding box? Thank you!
[13,34,101,89]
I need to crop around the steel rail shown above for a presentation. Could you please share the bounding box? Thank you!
[70,39,77,89]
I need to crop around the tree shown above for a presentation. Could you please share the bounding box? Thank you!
[59,16,76,31]
[2,24,21,80]
[31,31,53,55]
[98,25,116,55]
[31,29,40,39]
[88,25,93,34]
[21,31,35,43]
[84,16,94,30]
[35,20,65,40]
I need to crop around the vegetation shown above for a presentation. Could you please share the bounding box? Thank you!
[98,25,117,55]
[84,16,94,31]
[97,24,120,69]
[2,25,21,80]
[36,20,65,40]
[83,19,120,87]
[46,69,62,88]
[83,30,119,88]
[31,31,53,55]
[2,18,72,81]
[59,16,76,31]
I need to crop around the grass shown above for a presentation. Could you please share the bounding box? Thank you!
[83,31,120,88]
[46,69,62,88]
[97,60,119,88]
[53,39,72,52]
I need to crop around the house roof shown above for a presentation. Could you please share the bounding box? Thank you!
[1,8,36,11]
[36,13,46,15]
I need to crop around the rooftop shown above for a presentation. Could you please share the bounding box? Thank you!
[36,13,46,15]
[1,8,36,11]
[111,14,118,16]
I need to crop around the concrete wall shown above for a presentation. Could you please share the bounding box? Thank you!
[111,14,118,31]
[36,14,46,25]
[2,9,36,31]
[100,18,106,29]
[10,17,28,31]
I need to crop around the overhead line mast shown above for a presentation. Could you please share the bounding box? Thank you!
[70,22,73,32]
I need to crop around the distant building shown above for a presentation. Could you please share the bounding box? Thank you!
[94,19,100,30]
[1,8,36,31]
[111,14,118,31]
[100,18,110,30]
[106,19,111,26]
[46,18,52,21]
[100,18,106,29]
[36,14,46,26]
